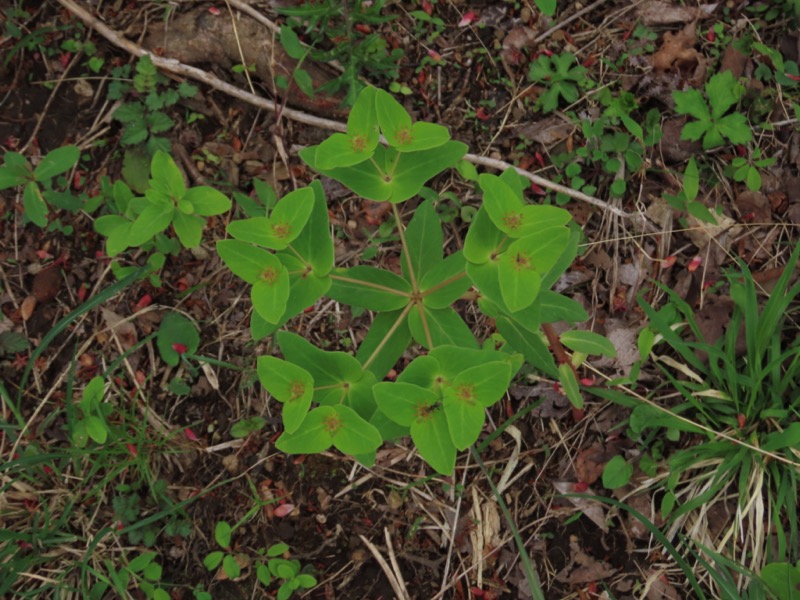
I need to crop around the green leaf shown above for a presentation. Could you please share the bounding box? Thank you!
[267,187,315,247]
[672,89,710,122]
[683,158,699,202]
[356,309,411,379]
[602,455,633,489]
[374,381,438,427]
[293,68,315,97]
[402,199,442,282]
[715,113,753,145]
[498,247,542,312]
[315,133,373,169]
[72,420,89,448]
[331,404,383,456]
[128,202,174,246]
[496,317,557,376]
[204,551,224,571]
[23,182,48,227]
[33,145,79,181]
[537,290,588,323]
[128,552,157,573]
[277,331,363,389]
[222,555,241,579]
[275,406,336,454]
[397,354,443,388]
[217,240,276,284]
[292,181,334,276]
[301,144,392,201]
[411,407,456,475]
[681,120,710,143]
[559,330,617,358]
[230,416,266,438]
[149,151,185,199]
[257,356,314,433]
[215,521,232,549]
[420,252,470,309]
[388,142,467,202]
[84,415,108,444]
[251,259,291,324]
[172,211,205,248]
[184,186,231,216]
[279,25,306,60]
[0,331,29,355]
[706,70,743,119]
[442,390,484,451]
[558,363,582,408]
[463,205,505,264]
[449,362,512,408]
[156,312,200,366]
[375,88,412,147]
[761,562,800,600]
[409,305,477,350]
[328,266,411,311]
[0,152,32,189]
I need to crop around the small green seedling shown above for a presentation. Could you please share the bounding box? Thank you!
[203,521,243,580]
[256,542,317,600]
[72,376,111,448]
[728,147,776,192]
[527,52,591,113]
[0,145,81,227]
[663,157,718,224]
[673,70,753,149]
[95,150,231,255]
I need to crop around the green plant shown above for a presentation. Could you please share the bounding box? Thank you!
[94,150,231,262]
[632,242,800,573]
[728,147,777,192]
[663,157,719,224]
[72,376,112,448]
[255,543,317,600]
[277,0,403,106]
[217,86,615,477]
[0,145,83,227]
[203,521,244,580]
[111,55,198,158]
[527,52,592,113]
[673,70,753,149]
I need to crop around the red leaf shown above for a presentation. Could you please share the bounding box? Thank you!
[786,73,800,82]
[273,503,295,518]
[530,183,546,195]
[574,481,589,492]
[172,343,188,355]
[737,413,746,429]
[134,293,152,310]
[707,29,715,43]
[421,0,433,15]
[458,11,477,26]
[126,443,138,457]
[662,255,677,268]
[184,427,199,442]
[427,48,442,62]
[208,6,221,15]
[687,256,702,272]
[475,107,491,121]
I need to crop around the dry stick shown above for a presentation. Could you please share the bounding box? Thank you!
[57,0,644,223]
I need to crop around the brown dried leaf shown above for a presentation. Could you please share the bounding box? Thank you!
[101,308,138,351]
[651,22,701,73]
[575,442,619,485]
[20,295,37,322]
[501,26,536,66]
[636,1,717,26]
[735,190,772,223]
[32,266,62,303]
[553,481,608,532]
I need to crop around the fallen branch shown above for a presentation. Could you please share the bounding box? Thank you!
[57,0,645,222]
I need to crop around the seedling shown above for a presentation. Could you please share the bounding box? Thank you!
[203,521,244,580]
[94,150,231,255]
[0,145,81,227]
[527,52,592,113]
[255,543,317,600]
[673,70,753,149]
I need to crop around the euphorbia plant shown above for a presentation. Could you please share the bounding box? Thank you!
[219,87,615,474]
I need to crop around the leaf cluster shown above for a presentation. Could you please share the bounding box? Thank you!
[527,52,592,113]
[673,70,753,149]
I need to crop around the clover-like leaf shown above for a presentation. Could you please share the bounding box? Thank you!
[257,356,314,433]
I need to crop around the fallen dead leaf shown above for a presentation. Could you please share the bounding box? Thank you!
[636,1,717,26]
[604,318,642,378]
[20,295,36,322]
[554,534,617,584]
[101,308,138,351]
[501,26,536,66]
[652,22,702,73]
[32,266,62,303]
[553,481,609,532]
[720,41,748,78]
[575,442,620,485]
[735,190,772,223]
